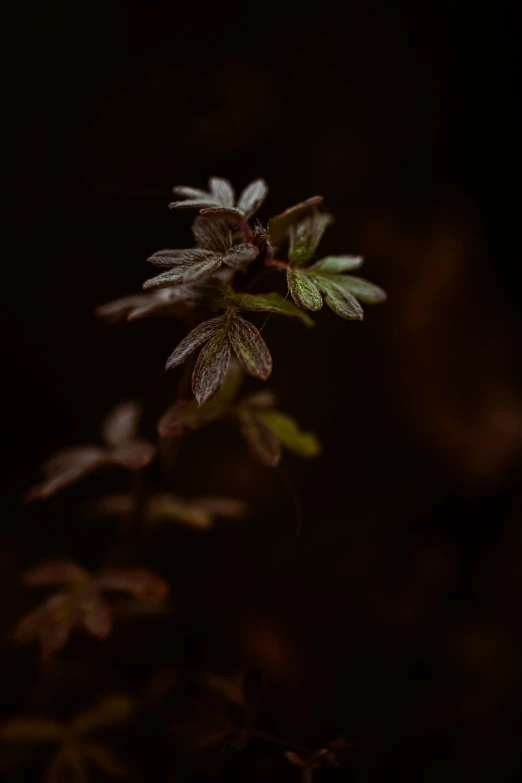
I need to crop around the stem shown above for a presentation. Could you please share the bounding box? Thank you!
[265,259,289,270]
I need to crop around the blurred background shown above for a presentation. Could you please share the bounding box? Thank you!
[3,1,522,781]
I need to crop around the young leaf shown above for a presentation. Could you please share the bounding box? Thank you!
[257,411,321,457]
[165,316,225,370]
[289,211,333,266]
[237,178,268,217]
[268,196,324,247]
[143,256,222,289]
[147,248,216,267]
[200,207,243,223]
[315,277,364,320]
[209,177,235,207]
[333,275,387,304]
[221,243,259,269]
[227,317,272,380]
[235,292,315,327]
[192,329,231,405]
[192,216,232,252]
[287,269,323,311]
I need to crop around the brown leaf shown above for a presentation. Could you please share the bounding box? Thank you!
[101,401,141,447]
[192,329,231,405]
[22,561,90,587]
[227,317,272,380]
[268,196,324,247]
[238,410,281,467]
[97,568,169,600]
[165,316,226,370]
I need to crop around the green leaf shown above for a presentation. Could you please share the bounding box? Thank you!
[268,196,324,247]
[287,269,323,311]
[257,411,321,457]
[311,255,363,274]
[238,410,281,467]
[227,316,272,380]
[192,328,231,404]
[333,275,387,304]
[289,212,333,266]
[314,277,364,320]
[0,718,64,743]
[236,292,315,326]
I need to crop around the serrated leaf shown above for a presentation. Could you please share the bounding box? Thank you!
[334,275,387,303]
[257,411,321,457]
[289,211,333,265]
[147,248,216,268]
[221,243,259,269]
[192,216,232,252]
[268,196,324,247]
[143,256,222,289]
[165,316,225,370]
[238,410,281,467]
[311,255,363,273]
[227,317,272,380]
[236,292,315,326]
[0,718,64,743]
[72,696,135,736]
[237,178,268,217]
[315,277,364,320]
[209,177,235,207]
[287,269,323,311]
[192,329,231,405]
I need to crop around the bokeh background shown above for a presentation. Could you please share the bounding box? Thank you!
[3,1,522,781]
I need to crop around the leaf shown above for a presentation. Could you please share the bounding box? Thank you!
[238,410,281,467]
[314,277,363,320]
[0,718,64,743]
[97,569,169,600]
[111,439,156,470]
[221,243,259,269]
[236,292,315,326]
[143,256,222,289]
[227,317,272,380]
[268,196,324,247]
[333,274,387,304]
[81,596,112,640]
[195,497,246,518]
[209,177,235,207]
[12,593,76,655]
[101,401,140,447]
[285,751,307,768]
[96,288,196,323]
[25,446,109,501]
[158,398,223,437]
[192,329,231,405]
[289,212,333,265]
[169,198,217,210]
[200,207,243,223]
[165,316,225,370]
[72,695,135,736]
[237,178,268,217]
[311,254,363,273]
[257,411,321,457]
[195,280,236,309]
[172,185,209,199]
[147,248,216,267]
[22,561,90,587]
[146,494,213,530]
[89,494,133,518]
[287,269,323,311]
[192,216,232,252]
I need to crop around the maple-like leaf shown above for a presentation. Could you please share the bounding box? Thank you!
[12,561,169,658]
[25,401,155,501]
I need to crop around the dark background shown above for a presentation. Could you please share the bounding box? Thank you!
[3,1,522,781]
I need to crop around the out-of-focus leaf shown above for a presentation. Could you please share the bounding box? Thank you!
[25,446,109,502]
[241,390,278,409]
[285,751,307,768]
[89,494,133,518]
[111,439,156,470]
[192,216,232,252]
[158,397,224,437]
[192,328,231,405]
[22,561,90,587]
[236,292,315,326]
[289,212,333,266]
[227,317,272,380]
[72,696,135,736]
[12,593,76,658]
[237,178,268,218]
[98,569,169,600]
[238,410,281,467]
[257,411,321,457]
[195,280,236,309]
[287,269,323,311]
[81,742,129,778]
[96,287,196,323]
[81,596,112,639]
[147,495,213,529]
[0,718,64,742]
[310,255,363,274]
[101,401,140,448]
[221,243,259,269]
[268,196,323,247]
[165,316,226,370]
[195,496,246,518]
